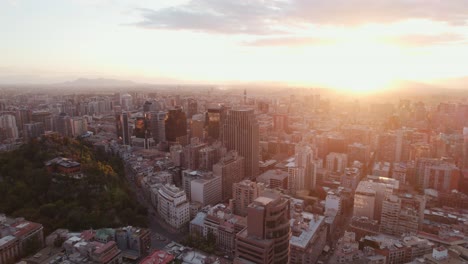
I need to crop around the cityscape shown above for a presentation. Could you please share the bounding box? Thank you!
[1,1,468,264]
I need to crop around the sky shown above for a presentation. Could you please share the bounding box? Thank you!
[1,0,468,92]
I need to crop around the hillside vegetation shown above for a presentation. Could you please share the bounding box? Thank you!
[0,135,147,234]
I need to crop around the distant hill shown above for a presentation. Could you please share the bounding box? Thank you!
[55,78,139,87]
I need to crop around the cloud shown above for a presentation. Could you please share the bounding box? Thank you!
[132,0,468,34]
[133,0,288,34]
[385,33,467,47]
[243,36,334,47]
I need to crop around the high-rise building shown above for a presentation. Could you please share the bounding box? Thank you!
[206,106,226,141]
[56,112,71,137]
[272,114,289,133]
[165,107,187,145]
[185,98,198,119]
[15,108,31,132]
[182,170,221,206]
[149,111,167,144]
[231,180,265,217]
[380,194,425,236]
[190,114,205,139]
[378,132,397,162]
[120,93,133,111]
[199,144,223,171]
[292,142,315,191]
[69,117,87,137]
[235,191,291,264]
[223,109,259,179]
[23,122,44,141]
[326,152,348,173]
[213,151,245,201]
[416,158,460,191]
[157,184,190,230]
[353,177,398,221]
[116,112,130,145]
[347,142,370,164]
[0,114,19,141]
[183,138,206,170]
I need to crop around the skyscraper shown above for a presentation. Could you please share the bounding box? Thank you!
[165,106,188,145]
[116,112,130,145]
[149,111,167,144]
[213,151,245,201]
[235,190,290,264]
[223,109,259,179]
[205,106,225,141]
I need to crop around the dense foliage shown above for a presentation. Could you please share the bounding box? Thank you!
[0,135,147,234]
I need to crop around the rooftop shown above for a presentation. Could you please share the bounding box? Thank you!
[290,213,325,249]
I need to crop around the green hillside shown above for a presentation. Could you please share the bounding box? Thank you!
[0,135,147,234]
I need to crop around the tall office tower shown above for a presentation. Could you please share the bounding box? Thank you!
[206,106,225,141]
[32,111,54,131]
[292,142,314,191]
[23,122,44,141]
[56,112,71,137]
[69,117,87,137]
[15,108,31,132]
[378,132,397,162]
[326,152,348,173]
[235,191,290,264]
[199,143,226,171]
[186,98,198,119]
[120,93,133,111]
[223,109,259,179]
[353,177,399,221]
[0,114,19,141]
[190,114,205,140]
[183,138,206,170]
[134,116,147,139]
[231,180,265,217]
[380,194,425,236]
[416,158,460,191]
[157,184,190,230]
[272,114,289,133]
[347,142,370,164]
[213,151,245,201]
[165,106,188,145]
[116,112,130,145]
[149,111,167,144]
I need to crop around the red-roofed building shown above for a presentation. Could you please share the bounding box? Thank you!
[0,215,44,263]
[139,250,174,264]
[90,241,122,264]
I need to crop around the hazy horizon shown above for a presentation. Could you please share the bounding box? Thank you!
[1,0,468,93]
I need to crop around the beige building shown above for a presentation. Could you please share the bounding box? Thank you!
[235,191,290,264]
[222,109,259,179]
[213,151,245,201]
[231,180,265,217]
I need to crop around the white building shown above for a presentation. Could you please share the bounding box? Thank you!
[157,184,190,230]
[325,191,342,216]
[190,173,222,206]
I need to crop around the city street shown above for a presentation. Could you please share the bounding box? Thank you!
[124,166,184,250]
